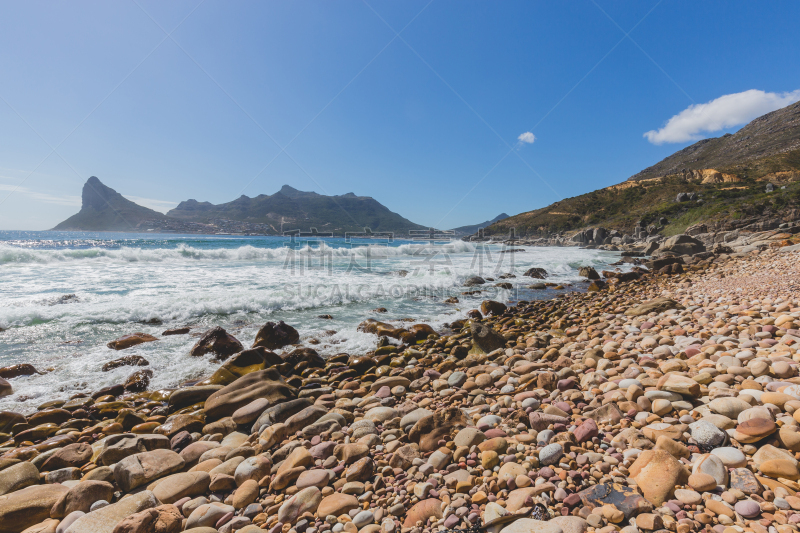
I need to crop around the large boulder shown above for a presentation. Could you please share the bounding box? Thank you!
[523,267,548,279]
[469,322,506,355]
[51,480,115,518]
[96,434,170,466]
[0,484,69,533]
[624,298,684,317]
[657,234,705,256]
[408,406,467,452]
[252,321,300,350]
[199,347,282,386]
[0,461,39,496]
[167,386,223,411]
[64,490,158,533]
[203,368,296,421]
[188,327,243,360]
[112,449,185,492]
[41,443,92,471]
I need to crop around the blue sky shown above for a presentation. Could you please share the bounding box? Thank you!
[1,1,799,230]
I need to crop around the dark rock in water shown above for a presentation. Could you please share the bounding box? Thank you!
[528,283,546,289]
[200,347,283,386]
[576,483,652,519]
[203,368,296,421]
[107,332,158,350]
[0,378,11,398]
[578,266,600,280]
[0,364,39,379]
[282,348,325,374]
[406,324,438,342]
[480,300,507,317]
[587,280,606,291]
[162,327,190,336]
[92,384,124,399]
[189,326,243,360]
[50,294,79,305]
[523,267,548,279]
[464,275,485,287]
[466,310,482,320]
[494,282,512,289]
[102,355,149,372]
[252,321,300,350]
[444,297,459,304]
[124,369,153,392]
[396,270,409,277]
[469,322,506,355]
[347,356,375,374]
[139,318,163,325]
[372,307,388,313]
[317,315,333,319]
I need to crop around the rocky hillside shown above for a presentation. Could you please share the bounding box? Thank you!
[483,101,800,239]
[630,100,800,182]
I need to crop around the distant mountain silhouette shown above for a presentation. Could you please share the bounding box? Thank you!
[53,177,169,231]
[53,178,426,235]
[450,213,509,235]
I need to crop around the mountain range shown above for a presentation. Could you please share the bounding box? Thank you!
[53,178,506,237]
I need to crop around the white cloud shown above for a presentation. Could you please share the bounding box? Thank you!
[644,89,800,144]
[0,183,81,207]
[517,131,536,145]
[124,195,178,214]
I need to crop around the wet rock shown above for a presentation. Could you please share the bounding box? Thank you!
[203,368,296,421]
[252,321,300,350]
[189,327,244,360]
[124,369,153,393]
[102,356,149,372]
[107,333,158,350]
[0,364,39,379]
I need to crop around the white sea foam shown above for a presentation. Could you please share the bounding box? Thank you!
[0,235,626,413]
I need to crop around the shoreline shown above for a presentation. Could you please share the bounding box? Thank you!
[1,248,799,533]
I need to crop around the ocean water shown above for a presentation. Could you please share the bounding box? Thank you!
[0,231,626,413]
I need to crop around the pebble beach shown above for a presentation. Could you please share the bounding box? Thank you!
[3,247,800,533]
